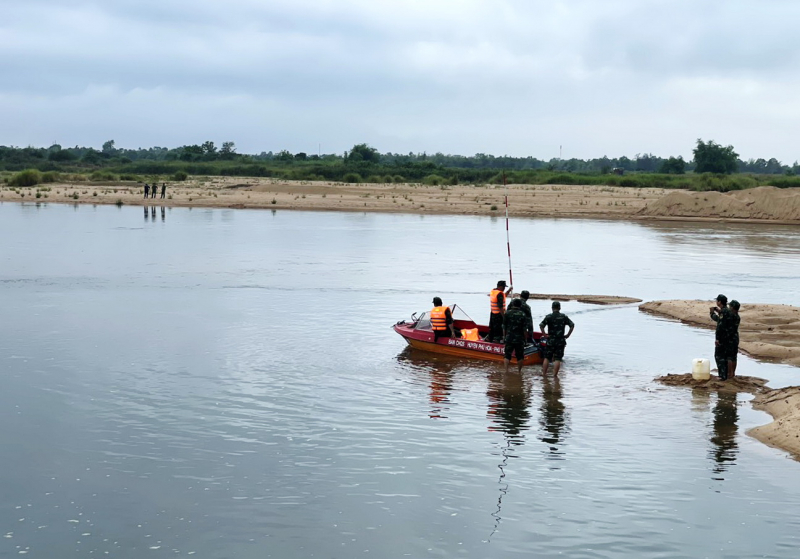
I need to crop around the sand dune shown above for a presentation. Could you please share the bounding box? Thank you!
[638,186,800,223]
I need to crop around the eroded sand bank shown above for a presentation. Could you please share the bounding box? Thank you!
[749,386,800,458]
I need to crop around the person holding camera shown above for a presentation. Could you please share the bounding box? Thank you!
[710,294,734,380]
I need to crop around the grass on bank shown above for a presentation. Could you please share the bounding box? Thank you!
[3,164,800,193]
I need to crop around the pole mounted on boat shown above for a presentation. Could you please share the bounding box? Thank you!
[504,171,513,290]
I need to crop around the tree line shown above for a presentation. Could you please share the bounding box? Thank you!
[2,140,799,191]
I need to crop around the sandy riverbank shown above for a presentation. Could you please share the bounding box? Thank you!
[637,186,800,223]
[3,178,799,223]
[0,178,668,218]
[645,300,800,459]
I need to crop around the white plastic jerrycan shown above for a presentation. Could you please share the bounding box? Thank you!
[691,358,711,381]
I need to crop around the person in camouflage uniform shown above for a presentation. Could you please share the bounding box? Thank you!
[710,294,735,380]
[508,290,534,341]
[727,300,741,379]
[503,298,529,373]
[539,301,575,375]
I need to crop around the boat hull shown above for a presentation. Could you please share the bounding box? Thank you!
[394,323,543,365]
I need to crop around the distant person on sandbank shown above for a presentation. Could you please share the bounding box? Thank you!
[144,183,149,198]
[161,183,167,199]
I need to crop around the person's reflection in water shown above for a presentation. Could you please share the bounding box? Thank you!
[144,205,149,221]
[428,368,454,419]
[710,390,739,478]
[538,373,570,465]
[151,206,156,219]
[161,206,166,222]
[487,371,532,443]
[486,371,533,541]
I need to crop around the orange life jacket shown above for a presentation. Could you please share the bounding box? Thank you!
[430,306,448,331]
[461,328,480,341]
[490,289,504,314]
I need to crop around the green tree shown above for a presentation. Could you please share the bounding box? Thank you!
[348,143,379,163]
[658,156,686,174]
[202,141,217,156]
[102,140,116,155]
[219,141,236,160]
[693,139,738,174]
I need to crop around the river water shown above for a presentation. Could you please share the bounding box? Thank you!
[1,202,799,558]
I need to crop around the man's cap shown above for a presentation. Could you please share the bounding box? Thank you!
[716,294,728,304]
[552,301,561,309]
[497,280,507,287]
[730,299,740,310]
[520,290,530,299]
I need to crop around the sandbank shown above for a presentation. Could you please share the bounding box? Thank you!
[644,300,800,460]
[3,178,799,224]
[0,178,670,219]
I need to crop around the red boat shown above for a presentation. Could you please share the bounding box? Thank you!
[392,305,545,365]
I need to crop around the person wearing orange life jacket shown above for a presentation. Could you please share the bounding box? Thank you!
[430,297,455,341]
[487,280,513,343]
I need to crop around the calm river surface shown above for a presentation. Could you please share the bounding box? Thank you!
[1,202,800,558]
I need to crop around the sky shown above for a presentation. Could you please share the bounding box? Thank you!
[2,0,799,162]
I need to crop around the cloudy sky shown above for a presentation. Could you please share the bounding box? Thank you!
[2,0,799,161]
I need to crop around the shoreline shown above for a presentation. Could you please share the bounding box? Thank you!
[3,178,800,224]
[643,300,800,460]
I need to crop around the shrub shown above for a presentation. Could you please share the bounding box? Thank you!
[393,175,406,183]
[172,170,189,181]
[90,170,118,181]
[343,172,362,183]
[9,169,42,187]
[423,174,447,186]
[41,171,60,183]
[119,174,138,181]
[366,175,383,184]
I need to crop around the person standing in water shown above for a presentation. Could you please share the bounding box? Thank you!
[539,301,574,375]
[503,298,528,374]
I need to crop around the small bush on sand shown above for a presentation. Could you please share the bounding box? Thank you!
[9,169,42,187]
[343,172,362,184]
[172,170,189,181]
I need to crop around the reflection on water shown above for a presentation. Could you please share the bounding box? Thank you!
[487,371,532,443]
[710,391,739,478]
[3,204,800,558]
[539,373,569,464]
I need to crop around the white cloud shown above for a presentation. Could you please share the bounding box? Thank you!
[1,0,799,161]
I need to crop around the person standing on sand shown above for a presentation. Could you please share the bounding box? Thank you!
[504,298,528,374]
[488,280,513,343]
[727,300,741,379]
[151,183,157,199]
[144,183,149,198]
[430,297,455,342]
[540,301,575,375]
[710,294,733,380]
[161,183,167,199]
